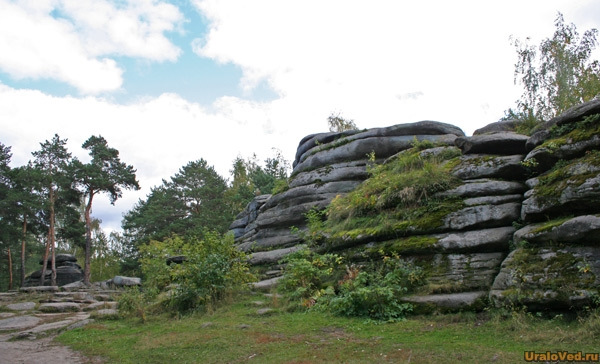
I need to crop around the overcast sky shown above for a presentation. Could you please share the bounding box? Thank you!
[1,0,599,233]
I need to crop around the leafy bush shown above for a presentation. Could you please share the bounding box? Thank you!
[320,255,424,322]
[279,249,425,321]
[117,287,150,322]
[278,248,343,309]
[139,232,254,314]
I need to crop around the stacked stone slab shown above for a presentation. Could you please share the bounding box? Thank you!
[231,99,600,312]
[230,121,465,266]
[490,98,600,310]
[24,254,84,287]
[335,129,530,312]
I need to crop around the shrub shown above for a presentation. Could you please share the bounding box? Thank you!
[320,255,425,322]
[278,248,343,309]
[139,232,254,314]
[279,249,425,321]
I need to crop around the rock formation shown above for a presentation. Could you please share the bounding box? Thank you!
[23,254,84,287]
[230,98,600,312]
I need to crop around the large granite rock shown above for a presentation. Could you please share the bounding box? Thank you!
[24,254,84,287]
[233,103,600,312]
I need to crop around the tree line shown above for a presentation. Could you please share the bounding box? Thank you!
[0,136,289,290]
[0,135,139,289]
[119,151,290,273]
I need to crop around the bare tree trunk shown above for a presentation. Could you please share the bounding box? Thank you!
[7,247,13,291]
[83,192,94,286]
[20,216,26,288]
[40,232,51,286]
[50,199,56,287]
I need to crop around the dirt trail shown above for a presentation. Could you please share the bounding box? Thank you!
[0,289,118,364]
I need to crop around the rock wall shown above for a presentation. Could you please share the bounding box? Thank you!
[230,98,600,312]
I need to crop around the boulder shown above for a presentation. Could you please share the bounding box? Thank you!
[473,120,520,135]
[110,276,141,287]
[39,253,77,265]
[25,254,84,287]
[454,133,529,155]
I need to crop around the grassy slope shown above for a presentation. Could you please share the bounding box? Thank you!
[57,293,600,364]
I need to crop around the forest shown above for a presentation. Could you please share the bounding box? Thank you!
[0,134,289,291]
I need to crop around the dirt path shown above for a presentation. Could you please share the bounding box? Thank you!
[0,336,92,364]
[0,289,118,364]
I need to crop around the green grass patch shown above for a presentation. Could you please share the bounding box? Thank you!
[57,293,600,363]
[321,145,463,245]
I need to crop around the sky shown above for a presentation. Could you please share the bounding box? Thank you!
[1,0,599,234]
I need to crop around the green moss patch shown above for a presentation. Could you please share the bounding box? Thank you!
[533,150,600,200]
[507,248,596,294]
[321,144,463,245]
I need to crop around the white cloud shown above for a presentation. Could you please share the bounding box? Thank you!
[60,0,183,61]
[0,0,183,93]
[191,0,596,135]
[0,84,293,231]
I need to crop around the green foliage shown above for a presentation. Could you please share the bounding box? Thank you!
[139,233,254,314]
[117,287,149,322]
[278,248,343,309]
[321,256,424,322]
[327,112,358,132]
[508,13,600,124]
[225,150,291,215]
[123,159,231,246]
[279,249,425,322]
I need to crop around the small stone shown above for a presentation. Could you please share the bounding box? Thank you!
[257,308,274,316]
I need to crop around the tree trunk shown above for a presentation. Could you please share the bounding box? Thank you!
[50,191,57,287]
[7,247,13,291]
[83,192,94,286]
[40,231,51,286]
[20,216,26,288]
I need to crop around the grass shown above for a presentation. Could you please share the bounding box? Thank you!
[57,292,600,364]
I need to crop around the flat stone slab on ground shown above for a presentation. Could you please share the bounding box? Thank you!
[0,315,42,331]
[24,313,90,336]
[6,302,36,311]
[93,309,119,318]
[39,302,81,313]
[251,276,282,291]
[20,286,59,293]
